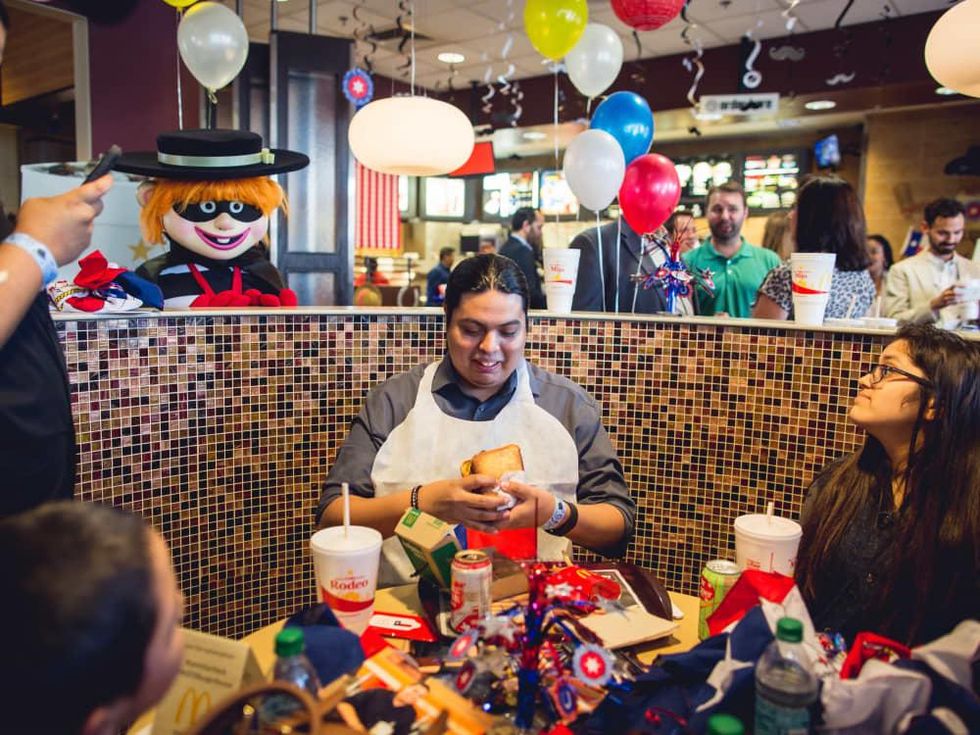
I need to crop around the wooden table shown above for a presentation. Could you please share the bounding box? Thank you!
[131,586,700,733]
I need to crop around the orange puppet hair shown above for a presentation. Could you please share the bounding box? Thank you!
[139,177,287,245]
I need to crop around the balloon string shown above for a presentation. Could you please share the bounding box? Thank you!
[596,211,605,312]
[175,9,183,130]
[615,216,621,313]
[631,236,643,314]
[553,68,559,234]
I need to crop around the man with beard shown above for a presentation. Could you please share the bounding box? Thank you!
[500,207,546,309]
[683,182,779,317]
[883,198,979,325]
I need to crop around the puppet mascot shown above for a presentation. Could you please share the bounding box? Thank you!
[115,129,309,307]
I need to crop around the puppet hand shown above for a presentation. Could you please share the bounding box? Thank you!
[279,288,298,306]
[244,288,262,305]
[190,293,213,308]
[258,293,283,307]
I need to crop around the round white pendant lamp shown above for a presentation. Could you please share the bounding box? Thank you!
[924,0,980,98]
[348,96,475,176]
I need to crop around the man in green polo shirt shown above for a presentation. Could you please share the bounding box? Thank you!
[683,181,780,317]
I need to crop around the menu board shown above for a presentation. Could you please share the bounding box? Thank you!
[422,177,467,219]
[482,172,538,220]
[538,170,579,217]
[742,152,801,210]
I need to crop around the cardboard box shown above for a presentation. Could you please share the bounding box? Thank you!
[395,508,460,588]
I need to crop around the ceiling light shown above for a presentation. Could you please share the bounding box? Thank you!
[804,100,836,111]
[349,96,475,176]
[522,131,548,141]
[935,86,959,96]
[437,52,465,64]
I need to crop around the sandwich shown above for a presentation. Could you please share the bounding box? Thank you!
[460,443,524,479]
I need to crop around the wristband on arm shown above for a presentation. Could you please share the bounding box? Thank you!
[5,233,59,288]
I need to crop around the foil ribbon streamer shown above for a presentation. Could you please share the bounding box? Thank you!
[680,2,704,111]
[510,80,523,126]
[495,0,517,111]
[395,0,412,82]
[741,14,764,90]
[629,29,646,85]
[351,3,378,74]
[481,65,495,116]
[829,0,856,86]
[781,0,801,32]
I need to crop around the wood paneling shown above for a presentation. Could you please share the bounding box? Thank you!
[1,6,74,106]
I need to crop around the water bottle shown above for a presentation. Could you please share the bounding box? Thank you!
[755,617,819,735]
[272,627,321,696]
[706,713,744,735]
[262,628,322,726]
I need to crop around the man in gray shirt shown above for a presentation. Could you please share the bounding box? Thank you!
[317,254,636,585]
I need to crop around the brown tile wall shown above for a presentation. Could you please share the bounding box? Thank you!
[58,314,887,639]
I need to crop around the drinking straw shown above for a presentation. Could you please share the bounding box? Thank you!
[342,482,350,538]
[846,293,858,319]
[766,500,774,526]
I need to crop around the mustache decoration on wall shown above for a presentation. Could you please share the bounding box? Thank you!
[769,45,805,62]
[826,72,856,86]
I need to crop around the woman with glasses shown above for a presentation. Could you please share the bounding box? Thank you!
[795,324,980,645]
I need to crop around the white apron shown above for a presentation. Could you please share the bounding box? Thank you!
[371,360,580,587]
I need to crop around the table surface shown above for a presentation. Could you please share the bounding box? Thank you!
[130,587,699,733]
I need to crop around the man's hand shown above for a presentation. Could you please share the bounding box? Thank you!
[13,175,113,266]
[417,474,510,531]
[929,286,958,312]
[495,479,556,530]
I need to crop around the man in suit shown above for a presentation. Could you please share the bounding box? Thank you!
[500,207,546,309]
[883,198,980,325]
[569,217,673,314]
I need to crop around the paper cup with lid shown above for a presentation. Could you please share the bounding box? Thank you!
[310,526,383,634]
[733,513,803,576]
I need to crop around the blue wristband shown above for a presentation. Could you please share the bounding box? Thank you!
[543,497,568,531]
[5,232,59,287]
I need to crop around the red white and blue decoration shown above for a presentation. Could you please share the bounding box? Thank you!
[573,644,615,687]
[343,68,374,108]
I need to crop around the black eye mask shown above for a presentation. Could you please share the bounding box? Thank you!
[174,200,264,222]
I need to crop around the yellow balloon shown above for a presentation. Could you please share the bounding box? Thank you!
[524,0,588,61]
[163,0,199,8]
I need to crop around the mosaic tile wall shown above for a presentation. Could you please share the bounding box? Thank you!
[58,313,889,639]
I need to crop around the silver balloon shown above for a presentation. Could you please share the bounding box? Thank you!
[562,129,625,212]
[565,24,624,99]
[178,2,249,92]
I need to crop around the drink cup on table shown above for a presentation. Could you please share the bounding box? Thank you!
[542,247,580,314]
[310,525,382,634]
[790,253,836,325]
[733,513,802,576]
[955,279,980,323]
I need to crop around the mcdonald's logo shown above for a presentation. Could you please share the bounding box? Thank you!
[175,687,212,727]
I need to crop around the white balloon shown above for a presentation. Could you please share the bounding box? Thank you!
[565,24,624,99]
[178,2,249,92]
[562,129,625,212]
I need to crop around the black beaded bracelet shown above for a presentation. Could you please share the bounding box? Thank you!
[410,485,422,510]
[546,501,579,537]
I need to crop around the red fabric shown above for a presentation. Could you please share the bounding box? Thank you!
[354,272,391,287]
[356,161,401,253]
[74,250,127,290]
[66,294,109,312]
[465,527,537,561]
[707,569,796,637]
[840,632,911,679]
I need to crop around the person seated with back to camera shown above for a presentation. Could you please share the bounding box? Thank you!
[752,176,876,321]
[0,501,185,735]
[794,324,979,646]
[316,254,636,587]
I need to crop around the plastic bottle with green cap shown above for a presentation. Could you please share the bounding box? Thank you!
[273,627,321,696]
[755,616,819,735]
[707,713,745,735]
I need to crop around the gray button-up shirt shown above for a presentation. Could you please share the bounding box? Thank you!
[316,356,636,557]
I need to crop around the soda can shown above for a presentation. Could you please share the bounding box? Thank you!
[450,550,492,632]
[698,559,741,640]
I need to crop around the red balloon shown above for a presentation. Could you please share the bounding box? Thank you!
[611,0,685,32]
[618,153,681,235]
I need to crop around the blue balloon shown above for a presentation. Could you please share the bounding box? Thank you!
[589,91,654,164]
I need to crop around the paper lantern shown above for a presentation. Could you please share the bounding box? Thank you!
[610,0,685,32]
[925,0,980,98]
[348,97,475,177]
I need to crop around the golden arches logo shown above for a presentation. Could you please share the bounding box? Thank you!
[175,687,212,726]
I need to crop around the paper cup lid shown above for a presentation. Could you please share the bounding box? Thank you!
[311,526,382,553]
[734,514,802,540]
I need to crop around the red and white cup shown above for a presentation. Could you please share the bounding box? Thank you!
[543,247,581,314]
[310,526,382,634]
[791,253,836,325]
[733,513,802,577]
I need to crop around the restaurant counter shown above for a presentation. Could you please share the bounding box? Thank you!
[53,308,979,640]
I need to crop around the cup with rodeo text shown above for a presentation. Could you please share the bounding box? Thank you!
[733,513,803,577]
[543,247,581,314]
[310,526,383,634]
[790,253,836,325]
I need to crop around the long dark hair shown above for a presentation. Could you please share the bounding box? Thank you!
[444,253,529,326]
[795,325,980,645]
[0,502,158,732]
[794,176,869,271]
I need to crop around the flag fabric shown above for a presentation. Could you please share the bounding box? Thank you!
[356,162,401,254]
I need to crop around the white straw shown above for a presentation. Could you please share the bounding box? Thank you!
[766,500,774,526]
[846,293,858,319]
[342,482,351,538]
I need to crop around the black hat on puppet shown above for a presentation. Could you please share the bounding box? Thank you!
[114,129,310,181]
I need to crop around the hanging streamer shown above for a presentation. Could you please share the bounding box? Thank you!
[395,0,413,80]
[781,0,802,32]
[496,0,517,116]
[875,3,894,86]
[829,0,856,87]
[510,80,523,126]
[679,1,704,115]
[740,10,765,90]
[481,66,496,116]
[351,3,378,74]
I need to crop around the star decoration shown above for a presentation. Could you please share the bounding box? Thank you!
[481,615,518,644]
[573,644,614,686]
[128,239,156,262]
[545,582,575,600]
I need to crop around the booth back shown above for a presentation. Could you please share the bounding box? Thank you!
[58,313,885,639]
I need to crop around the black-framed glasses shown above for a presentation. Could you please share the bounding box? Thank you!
[867,364,933,388]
